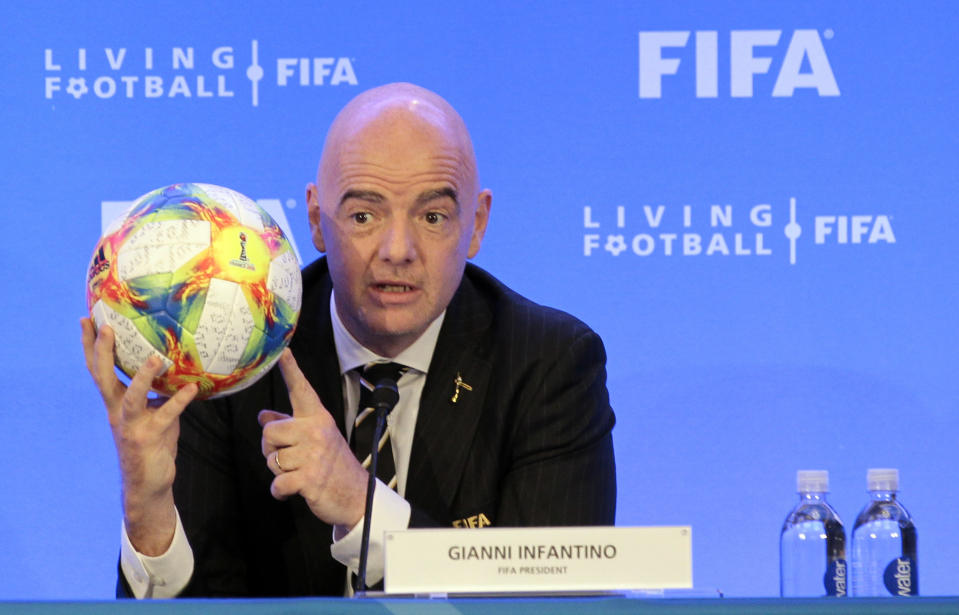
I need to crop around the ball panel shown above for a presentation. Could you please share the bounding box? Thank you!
[209,225,270,286]
[123,273,175,317]
[194,278,255,375]
[135,184,220,220]
[211,348,284,399]
[261,291,298,346]
[236,324,290,376]
[128,311,199,377]
[91,299,173,380]
[122,218,211,249]
[197,183,266,232]
[267,250,302,313]
[231,279,298,385]
[124,186,167,220]
[141,311,246,398]
[117,220,211,281]
[236,326,269,373]
[140,312,206,396]
[163,277,208,336]
[208,293,255,376]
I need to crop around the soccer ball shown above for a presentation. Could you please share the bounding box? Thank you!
[86,183,302,399]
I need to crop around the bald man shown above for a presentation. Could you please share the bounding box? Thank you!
[82,83,616,598]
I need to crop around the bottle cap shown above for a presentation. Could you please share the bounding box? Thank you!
[796,470,829,493]
[867,468,899,492]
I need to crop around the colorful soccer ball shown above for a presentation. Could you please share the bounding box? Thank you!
[86,183,302,399]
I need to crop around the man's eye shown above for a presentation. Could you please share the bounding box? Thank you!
[352,212,370,224]
[424,212,446,225]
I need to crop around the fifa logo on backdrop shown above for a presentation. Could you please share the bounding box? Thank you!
[582,198,895,265]
[43,41,357,106]
[638,29,839,98]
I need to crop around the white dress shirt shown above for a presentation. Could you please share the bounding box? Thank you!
[120,290,444,598]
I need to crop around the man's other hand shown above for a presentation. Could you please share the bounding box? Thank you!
[259,350,368,529]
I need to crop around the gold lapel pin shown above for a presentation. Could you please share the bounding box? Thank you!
[451,372,473,403]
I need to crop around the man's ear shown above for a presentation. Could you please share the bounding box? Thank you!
[306,183,326,253]
[467,189,492,259]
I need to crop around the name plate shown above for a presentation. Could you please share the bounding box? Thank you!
[383,526,691,595]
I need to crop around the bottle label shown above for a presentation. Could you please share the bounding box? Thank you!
[883,556,918,596]
[824,559,847,596]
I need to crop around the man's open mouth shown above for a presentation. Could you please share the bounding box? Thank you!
[376,284,414,292]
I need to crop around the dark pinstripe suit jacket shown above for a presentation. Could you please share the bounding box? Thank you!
[149,257,615,597]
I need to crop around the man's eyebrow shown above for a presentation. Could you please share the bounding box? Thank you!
[415,187,459,207]
[338,190,384,207]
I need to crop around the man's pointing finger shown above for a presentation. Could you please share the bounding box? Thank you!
[277,349,321,418]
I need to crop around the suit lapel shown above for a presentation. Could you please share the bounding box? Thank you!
[406,272,492,517]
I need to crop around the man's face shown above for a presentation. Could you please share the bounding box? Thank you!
[307,107,490,357]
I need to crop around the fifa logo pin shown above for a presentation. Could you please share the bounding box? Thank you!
[451,372,473,403]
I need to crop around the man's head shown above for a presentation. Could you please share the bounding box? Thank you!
[307,83,491,357]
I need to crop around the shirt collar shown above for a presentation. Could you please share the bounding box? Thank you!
[329,290,445,376]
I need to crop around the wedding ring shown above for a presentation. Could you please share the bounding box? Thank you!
[274,450,285,472]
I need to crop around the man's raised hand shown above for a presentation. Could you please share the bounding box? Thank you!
[81,317,197,555]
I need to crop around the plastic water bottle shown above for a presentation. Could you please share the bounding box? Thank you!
[780,470,847,597]
[849,468,918,596]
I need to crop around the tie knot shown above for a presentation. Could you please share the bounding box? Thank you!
[357,361,408,392]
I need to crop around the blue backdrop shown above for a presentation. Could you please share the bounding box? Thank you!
[1,0,957,599]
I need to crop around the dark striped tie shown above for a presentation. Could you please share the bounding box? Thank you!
[350,362,408,491]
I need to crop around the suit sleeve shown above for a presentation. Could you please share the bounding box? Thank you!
[114,396,249,597]
[168,398,252,596]
[496,326,617,526]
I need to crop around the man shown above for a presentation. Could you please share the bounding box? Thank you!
[82,83,616,598]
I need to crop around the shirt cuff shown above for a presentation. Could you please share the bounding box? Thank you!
[330,478,412,586]
[119,507,194,599]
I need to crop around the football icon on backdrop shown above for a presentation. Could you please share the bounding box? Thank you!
[86,182,302,399]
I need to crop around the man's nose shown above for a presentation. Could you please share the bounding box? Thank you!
[378,217,417,263]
